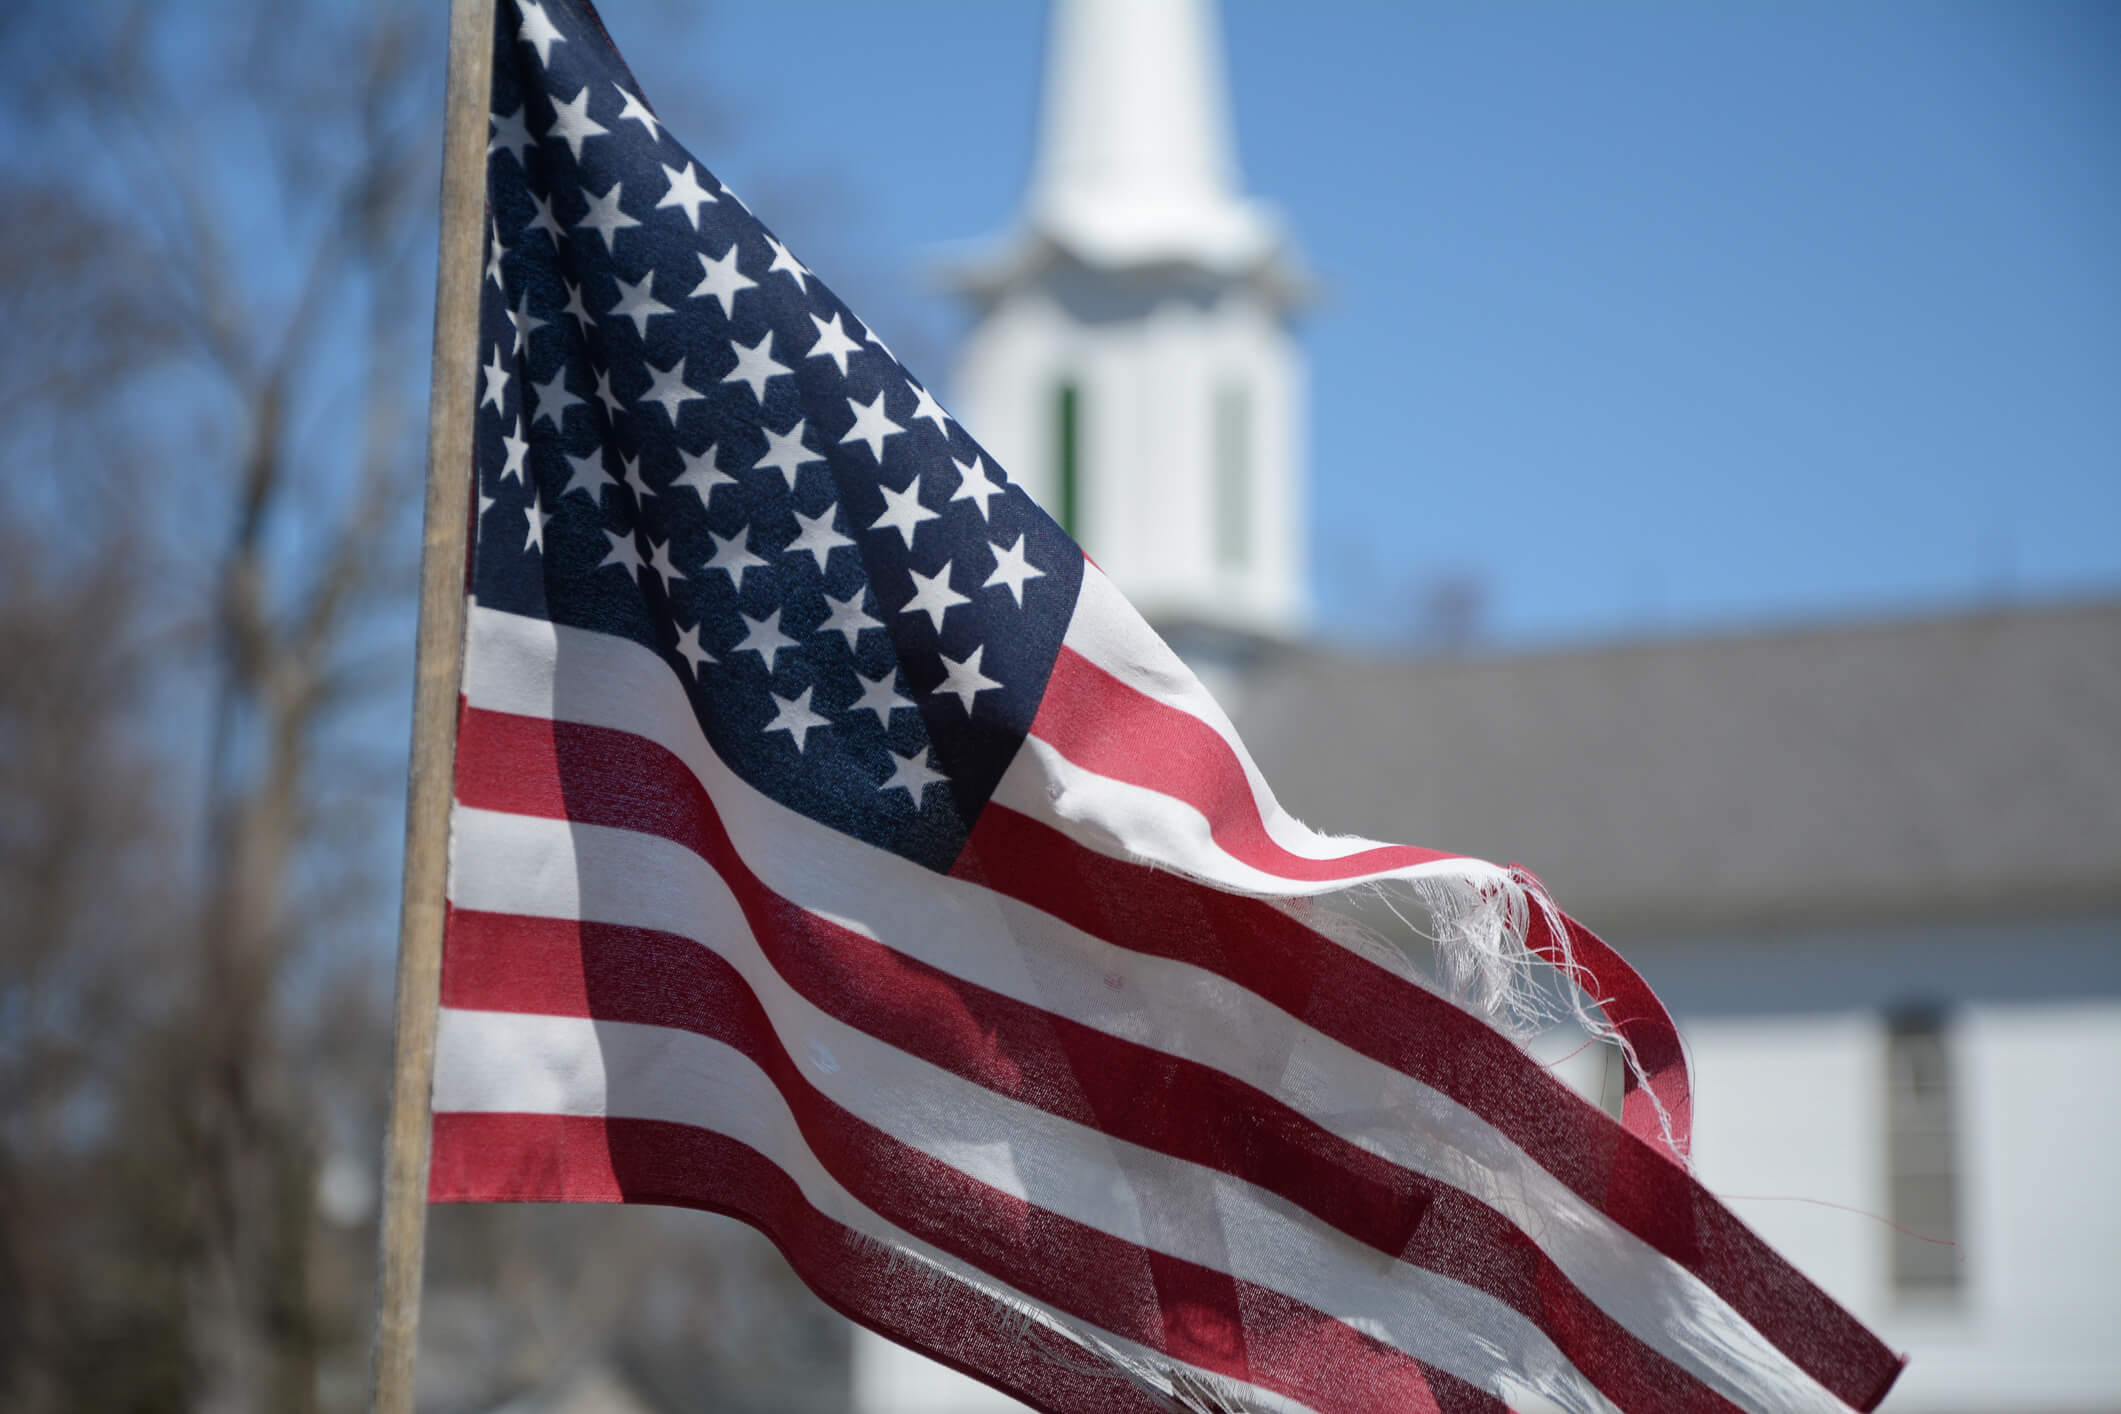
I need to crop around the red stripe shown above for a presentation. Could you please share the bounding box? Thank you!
[1031,647,1458,882]
[451,706,1735,1412]
[434,1113,1503,1414]
[959,805,1904,1414]
[431,1027,1499,1413]
[447,909,1734,1414]
[1517,879,1695,1161]
[431,1112,1176,1414]
[1034,649,1700,1160]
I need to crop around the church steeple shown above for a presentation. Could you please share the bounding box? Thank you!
[1027,0,1264,271]
[947,0,1309,639]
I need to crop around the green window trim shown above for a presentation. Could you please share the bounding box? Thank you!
[1055,380,1081,541]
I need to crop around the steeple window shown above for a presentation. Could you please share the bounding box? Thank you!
[1213,380,1250,570]
[1055,380,1082,542]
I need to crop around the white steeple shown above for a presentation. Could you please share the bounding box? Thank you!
[1027,0,1268,271]
[947,0,1309,640]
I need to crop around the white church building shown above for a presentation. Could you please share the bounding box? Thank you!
[855,1,2121,1412]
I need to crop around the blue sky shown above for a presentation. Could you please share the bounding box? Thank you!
[620,0,2118,648]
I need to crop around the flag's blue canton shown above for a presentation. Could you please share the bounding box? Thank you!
[472,0,1081,873]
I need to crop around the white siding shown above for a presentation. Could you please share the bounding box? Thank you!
[1658,922,2121,1413]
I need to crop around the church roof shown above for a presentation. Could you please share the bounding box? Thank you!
[1233,599,2121,936]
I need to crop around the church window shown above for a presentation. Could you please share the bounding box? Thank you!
[1213,381,1250,570]
[1885,1008,1964,1297]
[1055,380,1082,541]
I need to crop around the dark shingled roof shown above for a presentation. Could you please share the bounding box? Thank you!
[1232,600,2121,936]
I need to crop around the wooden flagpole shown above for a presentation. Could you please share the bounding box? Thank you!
[370,0,494,1409]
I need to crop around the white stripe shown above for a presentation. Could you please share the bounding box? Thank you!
[433,1006,1310,1414]
[436,999,1616,1414]
[449,809,1156,1248]
[447,798,1833,1414]
[455,603,1850,1414]
[1059,564,1390,865]
[993,731,1490,895]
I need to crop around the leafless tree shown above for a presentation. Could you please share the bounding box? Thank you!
[1,2,438,1408]
[0,4,864,1412]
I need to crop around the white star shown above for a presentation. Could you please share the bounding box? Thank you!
[562,450,615,502]
[870,480,937,550]
[878,747,947,803]
[841,391,903,462]
[546,86,608,161]
[673,619,714,676]
[562,280,593,336]
[673,444,733,506]
[984,534,1045,607]
[617,451,655,506]
[701,528,768,590]
[499,417,529,482]
[615,84,661,142]
[785,505,853,571]
[732,609,799,669]
[908,381,953,435]
[764,686,830,752]
[806,312,862,375]
[485,219,506,290]
[934,645,1001,713]
[523,491,549,553]
[754,419,822,490]
[645,535,683,585]
[949,455,1003,520]
[489,105,533,164]
[575,181,637,252]
[690,243,755,319]
[723,330,790,402]
[657,161,715,229]
[523,190,564,245]
[901,561,969,631]
[638,355,699,424]
[847,667,913,727]
[609,269,672,338]
[817,589,882,649]
[515,0,566,65]
[762,232,811,289]
[479,485,496,521]
[600,528,645,580]
[529,369,580,430]
[592,365,624,421]
[506,295,545,355]
[479,344,510,412]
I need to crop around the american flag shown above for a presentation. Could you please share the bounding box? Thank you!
[432,3,1904,1410]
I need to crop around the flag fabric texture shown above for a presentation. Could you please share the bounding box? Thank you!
[434,3,1905,1411]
